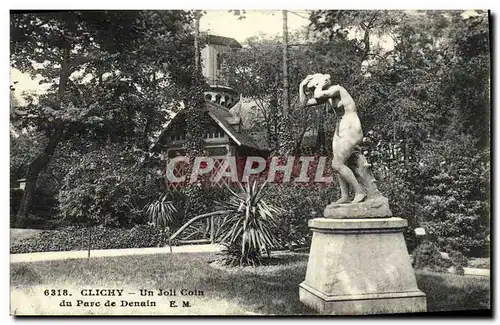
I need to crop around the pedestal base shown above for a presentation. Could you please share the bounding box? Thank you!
[299,217,426,315]
[324,196,392,219]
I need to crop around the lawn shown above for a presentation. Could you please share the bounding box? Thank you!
[10,252,490,316]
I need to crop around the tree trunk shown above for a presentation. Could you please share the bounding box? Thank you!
[293,126,309,155]
[87,225,92,259]
[15,46,71,227]
[279,10,293,155]
[282,10,289,120]
[194,11,201,73]
[15,128,63,227]
[361,25,371,64]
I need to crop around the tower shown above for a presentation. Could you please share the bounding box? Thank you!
[201,34,242,110]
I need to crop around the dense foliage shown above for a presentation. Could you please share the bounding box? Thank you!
[57,143,161,226]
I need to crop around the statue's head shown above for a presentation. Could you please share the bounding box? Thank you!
[306,73,332,90]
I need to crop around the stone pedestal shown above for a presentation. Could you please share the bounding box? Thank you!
[299,217,426,315]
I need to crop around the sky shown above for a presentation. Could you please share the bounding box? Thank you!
[200,10,310,43]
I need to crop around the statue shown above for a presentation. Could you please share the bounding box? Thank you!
[299,74,391,218]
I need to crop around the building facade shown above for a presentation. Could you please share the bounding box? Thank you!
[153,35,268,187]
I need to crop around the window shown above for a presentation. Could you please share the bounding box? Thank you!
[170,132,185,141]
[204,126,224,139]
[216,53,222,70]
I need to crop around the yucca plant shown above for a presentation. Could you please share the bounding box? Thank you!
[145,193,178,229]
[216,181,283,267]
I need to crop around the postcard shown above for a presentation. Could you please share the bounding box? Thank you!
[9,9,491,316]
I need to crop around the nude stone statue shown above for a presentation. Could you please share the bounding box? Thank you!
[299,74,388,214]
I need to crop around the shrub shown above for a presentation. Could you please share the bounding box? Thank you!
[448,250,469,271]
[216,182,282,267]
[413,240,469,274]
[265,183,336,250]
[58,144,161,227]
[413,241,447,272]
[416,138,490,257]
[218,241,264,267]
[145,193,179,228]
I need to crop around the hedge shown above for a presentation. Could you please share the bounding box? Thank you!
[10,225,168,254]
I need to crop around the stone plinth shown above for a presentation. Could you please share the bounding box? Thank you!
[299,217,426,315]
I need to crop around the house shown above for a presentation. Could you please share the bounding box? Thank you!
[152,35,269,187]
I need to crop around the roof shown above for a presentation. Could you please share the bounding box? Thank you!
[152,101,266,152]
[206,102,261,150]
[203,34,242,49]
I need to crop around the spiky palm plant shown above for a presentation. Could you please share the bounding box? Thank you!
[145,193,178,228]
[216,181,283,267]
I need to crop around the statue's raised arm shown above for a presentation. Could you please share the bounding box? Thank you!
[299,74,356,112]
[300,74,339,107]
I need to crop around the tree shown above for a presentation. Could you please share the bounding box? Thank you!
[309,10,404,69]
[219,36,284,151]
[440,11,490,148]
[10,10,197,226]
[351,11,490,256]
[219,30,361,154]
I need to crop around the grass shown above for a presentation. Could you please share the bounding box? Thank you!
[415,270,490,312]
[10,252,490,315]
